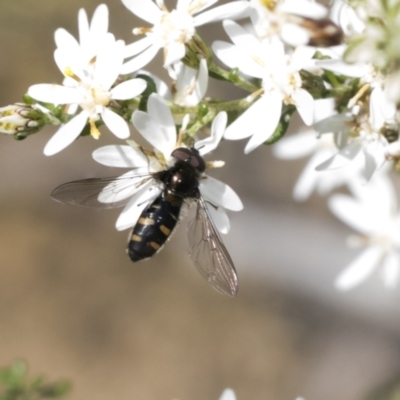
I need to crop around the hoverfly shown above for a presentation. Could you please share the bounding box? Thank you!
[51,146,239,297]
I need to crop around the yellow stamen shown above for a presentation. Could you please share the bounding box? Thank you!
[247,88,264,102]
[348,83,370,108]
[206,160,225,169]
[260,0,277,11]
[90,119,101,139]
[133,27,153,35]
[63,67,81,82]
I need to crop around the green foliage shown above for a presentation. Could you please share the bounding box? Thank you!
[0,360,71,400]
[136,74,158,112]
[264,105,296,145]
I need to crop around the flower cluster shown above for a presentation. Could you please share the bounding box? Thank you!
[3,0,400,293]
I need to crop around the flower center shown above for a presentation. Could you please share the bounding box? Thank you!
[152,9,195,46]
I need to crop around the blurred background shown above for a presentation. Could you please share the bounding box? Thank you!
[1,1,400,400]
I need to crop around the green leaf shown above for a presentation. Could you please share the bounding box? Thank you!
[136,74,158,112]
[264,106,295,145]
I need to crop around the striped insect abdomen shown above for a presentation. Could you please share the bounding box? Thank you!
[128,194,183,262]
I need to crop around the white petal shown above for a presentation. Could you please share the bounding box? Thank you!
[196,111,227,155]
[93,144,149,168]
[369,87,385,131]
[206,204,230,234]
[194,2,249,26]
[293,151,332,201]
[316,139,362,170]
[54,28,80,53]
[89,4,109,41]
[370,86,396,127]
[280,0,328,18]
[111,78,147,100]
[273,129,317,159]
[164,42,186,67]
[124,36,153,58]
[334,247,382,291]
[219,389,236,400]
[244,94,282,154]
[200,176,243,211]
[94,34,124,89]
[212,41,264,78]
[132,99,176,158]
[121,0,162,23]
[101,108,130,139]
[314,113,352,134]
[44,111,89,156]
[53,48,85,80]
[292,88,314,126]
[121,44,160,74]
[280,24,310,47]
[78,8,90,46]
[317,59,369,78]
[222,20,260,48]
[174,59,208,106]
[116,183,161,231]
[28,84,81,105]
[381,252,400,288]
[224,94,279,141]
[188,0,219,14]
[328,194,381,234]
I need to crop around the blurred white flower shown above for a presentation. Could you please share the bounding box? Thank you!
[329,174,400,290]
[121,0,249,73]
[28,34,147,156]
[249,0,328,46]
[314,85,396,181]
[274,127,362,201]
[55,4,109,68]
[329,0,365,36]
[219,389,236,400]
[274,98,363,200]
[93,93,242,232]
[213,21,315,153]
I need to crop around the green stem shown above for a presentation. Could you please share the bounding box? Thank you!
[208,61,259,92]
[186,109,217,138]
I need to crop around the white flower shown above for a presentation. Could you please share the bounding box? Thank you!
[120,0,249,73]
[249,0,328,46]
[28,34,147,156]
[329,174,400,290]
[138,58,208,107]
[273,98,363,200]
[274,127,362,201]
[54,4,109,68]
[168,58,208,106]
[92,93,243,231]
[314,87,395,181]
[219,389,236,400]
[330,0,365,36]
[213,20,315,153]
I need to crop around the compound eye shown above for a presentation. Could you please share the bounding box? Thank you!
[171,147,206,172]
[171,147,192,162]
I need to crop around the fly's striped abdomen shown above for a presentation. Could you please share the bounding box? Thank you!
[128,194,183,262]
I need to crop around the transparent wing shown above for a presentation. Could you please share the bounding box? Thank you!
[188,196,239,296]
[51,170,154,209]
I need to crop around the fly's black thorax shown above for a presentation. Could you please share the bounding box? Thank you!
[161,160,200,203]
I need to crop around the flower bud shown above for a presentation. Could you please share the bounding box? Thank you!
[182,34,212,69]
[0,103,45,138]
